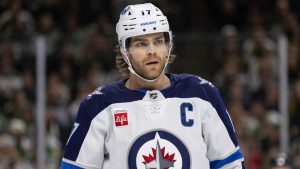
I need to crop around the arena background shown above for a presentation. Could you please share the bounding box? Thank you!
[0,0,300,168]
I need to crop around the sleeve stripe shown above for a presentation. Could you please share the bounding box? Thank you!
[209,149,244,169]
[242,161,246,169]
[60,161,84,169]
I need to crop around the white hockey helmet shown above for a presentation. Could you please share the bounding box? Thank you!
[116,3,172,50]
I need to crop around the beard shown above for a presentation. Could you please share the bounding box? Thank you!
[130,55,167,80]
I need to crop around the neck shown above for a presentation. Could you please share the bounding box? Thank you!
[126,74,170,90]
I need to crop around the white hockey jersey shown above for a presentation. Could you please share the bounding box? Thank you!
[60,74,245,169]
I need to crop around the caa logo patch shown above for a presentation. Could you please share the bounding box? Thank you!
[128,130,190,169]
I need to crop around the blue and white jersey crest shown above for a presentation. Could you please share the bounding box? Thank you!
[128,130,190,169]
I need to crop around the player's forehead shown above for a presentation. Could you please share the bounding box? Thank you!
[130,32,165,42]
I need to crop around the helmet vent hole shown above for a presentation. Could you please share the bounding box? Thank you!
[143,29,146,32]
[153,27,156,30]
[128,12,131,15]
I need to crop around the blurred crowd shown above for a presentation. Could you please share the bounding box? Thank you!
[0,0,299,168]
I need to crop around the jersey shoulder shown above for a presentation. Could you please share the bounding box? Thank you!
[182,74,215,87]
[167,73,222,105]
[170,73,217,93]
[79,80,143,119]
[80,81,120,111]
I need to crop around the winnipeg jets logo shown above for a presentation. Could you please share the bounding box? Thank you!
[143,140,176,169]
[128,130,190,169]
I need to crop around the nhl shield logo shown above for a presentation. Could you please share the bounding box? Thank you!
[149,92,158,99]
[128,130,190,169]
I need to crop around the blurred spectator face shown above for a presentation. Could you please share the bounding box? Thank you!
[221,0,236,15]
[10,0,22,15]
[276,0,290,14]
[21,70,34,89]
[14,15,27,33]
[259,56,273,80]
[229,82,244,101]
[60,63,73,81]
[288,43,299,72]
[38,13,54,33]
[285,14,298,30]
[61,41,75,60]
[265,84,278,109]
[253,28,266,44]
[1,56,14,75]
[47,73,62,105]
[248,6,263,29]
[66,15,78,32]
[221,25,239,54]
[93,34,110,52]
[250,101,266,119]
[223,60,239,79]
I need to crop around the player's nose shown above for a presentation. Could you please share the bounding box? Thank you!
[147,43,157,56]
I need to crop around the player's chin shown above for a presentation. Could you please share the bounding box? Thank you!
[142,70,163,80]
[138,64,164,80]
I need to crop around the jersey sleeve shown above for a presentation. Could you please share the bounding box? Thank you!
[200,82,245,169]
[60,93,108,169]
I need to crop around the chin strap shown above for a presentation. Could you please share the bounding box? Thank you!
[122,44,173,83]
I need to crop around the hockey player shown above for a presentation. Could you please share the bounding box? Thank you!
[60,3,245,169]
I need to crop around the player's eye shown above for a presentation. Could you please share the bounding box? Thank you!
[135,41,148,47]
[154,39,164,46]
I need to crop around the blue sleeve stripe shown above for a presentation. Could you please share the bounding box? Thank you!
[60,161,84,169]
[209,149,244,169]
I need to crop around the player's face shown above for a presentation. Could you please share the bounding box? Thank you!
[127,32,169,80]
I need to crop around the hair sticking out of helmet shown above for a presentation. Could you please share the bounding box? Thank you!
[116,3,173,83]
